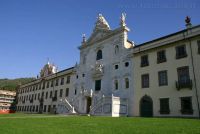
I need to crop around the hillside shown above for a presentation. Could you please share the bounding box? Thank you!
[0,78,36,91]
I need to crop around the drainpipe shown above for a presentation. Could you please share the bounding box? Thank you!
[184,17,200,118]
[188,38,200,119]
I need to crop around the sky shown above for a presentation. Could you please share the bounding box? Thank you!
[0,0,199,79]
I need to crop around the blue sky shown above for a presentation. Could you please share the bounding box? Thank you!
[0,0,199,79]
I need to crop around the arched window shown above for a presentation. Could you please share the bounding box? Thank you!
[115,45,119,54]
[96,50,102,60]
[115,80,118,90]
[125,78,129,89]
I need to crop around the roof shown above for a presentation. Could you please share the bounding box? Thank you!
[19,66,74,88]
[134,24,200,49]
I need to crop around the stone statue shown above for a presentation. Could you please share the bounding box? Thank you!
[185,16,191,24]
[82,34,86,44]
[120,13,126,27]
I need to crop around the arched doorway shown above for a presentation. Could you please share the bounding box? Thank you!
[140,95,153,117]
[86,97,92,114]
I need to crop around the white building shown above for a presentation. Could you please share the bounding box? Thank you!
[17,14,134,117]
[132,17,200,118]
[16,15,200,118]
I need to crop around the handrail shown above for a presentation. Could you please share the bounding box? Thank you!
[64,98,73,109]
[58,98,76,113]
[90,96,108,114]
[89,91,107,112]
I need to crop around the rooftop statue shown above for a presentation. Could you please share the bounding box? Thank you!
[94,14,110,31]
[120,12,126,27]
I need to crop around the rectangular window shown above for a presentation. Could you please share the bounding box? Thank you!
[66,76,70,84]
[160,98,170,114]
[95,80,101,91]
[36,106,38,112]
[176,45,187,59]
[181,97,193,114]
[61,78,64,85]
[114,64,119,70]
[125,78,129,89]
[115,80,118,90]
[50,91,52,98]
[48,105,51,112]
[176,66,192,90]
[33,106,35,112]
[43,105,46,112]
[141,55,149,67]
[51,80,54,87]
[56,79,59,86]
[157,50,166,63]
[53,105,56,109]
[42,82,45,89]
[141,74,149,88]
[66,88,69,97]
[54,90,57,98]
[45,92,48,99]
[38,93,40,100]
[60,89,63,97]
[41,92,44,98]
[177,66,190,83]
[198,40,200,54]
[46,81,49,88]
[158,71,168,86]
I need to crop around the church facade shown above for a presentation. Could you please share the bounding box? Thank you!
[16,14,200,118]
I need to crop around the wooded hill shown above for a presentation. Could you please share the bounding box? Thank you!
[0,78,36,91]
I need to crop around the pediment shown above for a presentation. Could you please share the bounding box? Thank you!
[86,30,111,44]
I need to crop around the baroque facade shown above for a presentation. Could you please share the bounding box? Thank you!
[16,15,200,118]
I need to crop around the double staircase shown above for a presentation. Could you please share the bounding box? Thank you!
[57,93,128,117]
[57,98,77,115]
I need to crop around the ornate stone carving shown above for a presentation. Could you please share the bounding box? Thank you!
[94,61,104,73]
[40,62,57,78]
[94,14,110,31]
[91,61,104,79]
